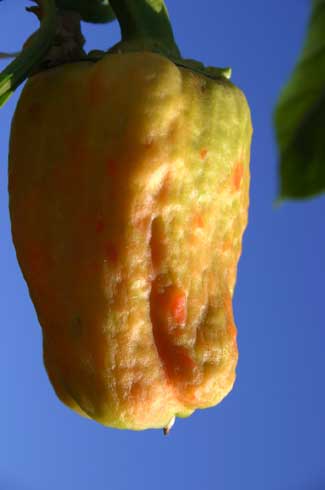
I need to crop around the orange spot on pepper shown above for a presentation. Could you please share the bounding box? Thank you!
[200,148,208,160]
[154,285,187,326]
[228,321,237,340]
[169,288,187,325]
[193,213,204,229]
[233,161,244,191]
[150,282,196,386]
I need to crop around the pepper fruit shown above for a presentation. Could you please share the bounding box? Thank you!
[8,0,252,431]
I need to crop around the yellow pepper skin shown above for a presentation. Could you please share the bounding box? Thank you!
[9,51,252,430]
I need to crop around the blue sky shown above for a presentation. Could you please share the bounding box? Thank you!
[1,1,324,489]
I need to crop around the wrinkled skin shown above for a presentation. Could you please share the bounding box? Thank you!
[9,52,252,430]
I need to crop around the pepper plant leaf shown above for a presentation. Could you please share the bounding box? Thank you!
[274,0,325,200]
[55,0,116,23]
[0,0,56,109]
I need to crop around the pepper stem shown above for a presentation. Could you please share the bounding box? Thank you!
[0,0,56,107]
[109,0,180,58]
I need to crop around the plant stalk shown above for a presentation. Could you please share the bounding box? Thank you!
[109,0,180,58]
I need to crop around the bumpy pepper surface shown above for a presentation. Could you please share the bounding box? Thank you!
[9,51,252,430]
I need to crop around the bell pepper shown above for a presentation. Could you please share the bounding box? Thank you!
[7,0,252,431]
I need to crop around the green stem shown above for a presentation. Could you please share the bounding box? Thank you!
[109,0,180,58]
[0,52,21,59]
[0,0,57,108]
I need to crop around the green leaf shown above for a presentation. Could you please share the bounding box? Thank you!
[274,0,325,200]
[55,0,116,23]
[0,91,12,108]
[0,0,57,110]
